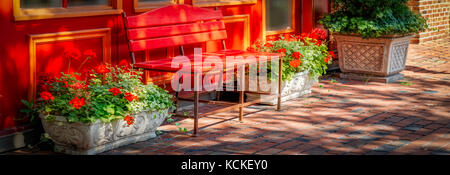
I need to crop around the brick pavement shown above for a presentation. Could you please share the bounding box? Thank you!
[7,38,450,155]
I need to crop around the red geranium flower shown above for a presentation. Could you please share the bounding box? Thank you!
[62,81,69,88]
[83,49,97,59]
[315,40,322,46]
[309,33,320,40]
[109,88,122,96]
[40,91,54,101]
[289,59,302,68]
[329,51,336,58]
[292,52,304,59]
[63,48,81,60]
[124,92,138,102]
[95,64,110,74]
[118,61,132,72]
[124,115,134,127]
[324,56,332,63]
[276,48,286,53]
[311,28,327,41]
[69,97,86,109]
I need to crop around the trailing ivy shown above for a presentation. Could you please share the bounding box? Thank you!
[320,0,428,38]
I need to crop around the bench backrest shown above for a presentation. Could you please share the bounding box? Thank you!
[123,5,228,63]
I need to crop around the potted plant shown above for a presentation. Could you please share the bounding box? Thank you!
[320,0,427,83]
[33,63,174,155]
[246,29,334,105]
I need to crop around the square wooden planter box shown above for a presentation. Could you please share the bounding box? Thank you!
[40,110,169,155]
[334,34,413,83]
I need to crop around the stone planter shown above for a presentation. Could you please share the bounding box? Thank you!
[40,109,169,155]
[245,70,316,105]
[334,34,413,83]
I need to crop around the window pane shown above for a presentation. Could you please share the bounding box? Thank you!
[67,0,109,7]
[266,0,292,31]
[314,0,329,27]
[21,0,62,9]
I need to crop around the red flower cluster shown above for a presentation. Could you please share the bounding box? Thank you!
[289,59,302,68]
[95,64,110,74]
[109,88,122,96]
[311,28,328,41]
[292,52,304,59]
[69,97,86,109]
[83,49,97,59]
[276,48,286,54]
[315,40,322,46]
[264,43,273,48]
[329,51,336,58]
[119,60,131,70]
[297,28,327,46]
[124,92,138,102]
[324,56,332,63]
[64,48,81,60]
[324,51,335,63]
[40,91,54,101]
[124,115,135,127]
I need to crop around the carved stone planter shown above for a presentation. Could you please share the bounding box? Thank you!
[40,110,169,155]
[245,70,316,105]
[334,34,413,83]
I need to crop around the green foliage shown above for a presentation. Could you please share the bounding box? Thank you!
[253,30,334,82]
[320,0,428,38]
[32,65,174,124]
[20,100,39,121]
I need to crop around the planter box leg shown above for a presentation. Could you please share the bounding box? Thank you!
[193,72,200,137]
[193,90,199,137]
[277,57,282,111]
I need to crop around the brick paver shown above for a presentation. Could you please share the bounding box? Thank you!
[7,38,450,155]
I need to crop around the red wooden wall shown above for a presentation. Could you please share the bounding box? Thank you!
[0,0,319,134]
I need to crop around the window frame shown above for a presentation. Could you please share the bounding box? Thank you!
[133,0,182,13]
[13,0,123,21]
[263,0,296,37]
[192,0,256,7]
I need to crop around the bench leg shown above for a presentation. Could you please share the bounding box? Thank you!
[277,57,282,111]
[175,73,182,113]
[193,90,199,137]
[238,65,245,122]
[239,90,244,122]
[193,72,200,137]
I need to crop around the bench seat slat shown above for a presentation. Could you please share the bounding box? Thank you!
[133,51,282,72]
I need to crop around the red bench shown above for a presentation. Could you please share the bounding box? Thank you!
[122,4,282,136]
